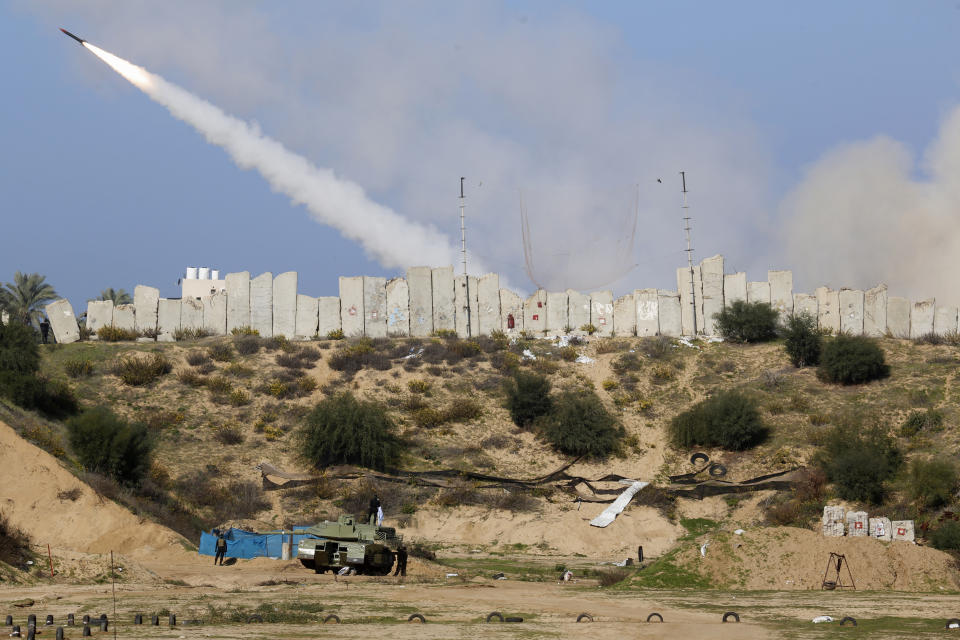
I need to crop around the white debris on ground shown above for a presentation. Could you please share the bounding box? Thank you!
[734,529,745,535]
[812,616,833,623]
[700,541,710,557]
[589,480,649,528]
[402,347,424,359]
[522,349,537,360]
[575,355,594,363]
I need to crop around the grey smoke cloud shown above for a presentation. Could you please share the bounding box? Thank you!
[25,1,774,294]
[780,105,960,306]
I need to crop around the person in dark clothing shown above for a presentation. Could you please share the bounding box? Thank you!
[393,544,407,577]
[368,494,381,524]
[214,533,227,566]
[39,319,50,344]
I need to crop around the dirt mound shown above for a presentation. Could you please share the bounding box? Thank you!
[0,420,188,559]
[682,526,960,591]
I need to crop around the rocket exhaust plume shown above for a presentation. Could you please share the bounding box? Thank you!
[63,31,472,272]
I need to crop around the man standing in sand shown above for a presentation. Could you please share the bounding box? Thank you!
[214,532,227,566]
[393,544,407,577]
[368,494,381,524]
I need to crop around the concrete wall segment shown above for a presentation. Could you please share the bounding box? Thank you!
[134,285,159,333]
[249,272,273,337]
[363,276,388,338]
[338,276,364,337]
[386,278,410,337]
[406,267,434,337]
[477,274,501,337]
[44,299,80,344]
[272,271,298,338]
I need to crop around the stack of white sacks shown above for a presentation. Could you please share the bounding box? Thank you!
[821,506,914,542]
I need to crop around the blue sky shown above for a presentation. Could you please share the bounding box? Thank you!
[2,1,960,310]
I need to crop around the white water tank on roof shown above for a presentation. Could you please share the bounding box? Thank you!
[185,267,198,280]
[211,270,220,280]
[199,267,210,280]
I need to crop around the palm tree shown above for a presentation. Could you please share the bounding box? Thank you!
[0,272,59,325]
[97,288,133,305]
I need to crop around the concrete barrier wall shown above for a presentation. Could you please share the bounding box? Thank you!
[911,299,935,338]
[181,298,204,331]
[724,272,747,306]
[477,274,501,337]
[86,300,113,333]
[567,290,590,333]
[935,306,958,336]
[635,288,659,337]
[111,257,960,342]
[590,291,613,337]
[886,296,911,338]
[839,289,864,335]
[524,290,547,334]
[816,287,841,334]
[157,298,180,342]
[500,289,523,334]
[317,296,341,337]
[363,276,387,338]
[406,267,433,337]
[613,294,636,337]
[339,276,364,337]
[701,255,724,335]
[250,272,273,337]
[113,304,135,331]
[225,271,250,332]
[863,285,888,337]
[295,294,319,339]
[454,275,479,338]
[134,285,159,333]
[273,271,298,339]
[386,278,410,337]
[546,291,568,333]
[432,267,455,333]
[45,299,80,344]
[203,291,228,336]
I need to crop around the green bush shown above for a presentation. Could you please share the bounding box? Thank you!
[929,521,960,551]
[66,407,152,485]
[0,320,77,417]
[112,352,172,385]
[207,343,234,362]
[669,390,767,450]
[538,389,623,459]
[0,319,39,374]
[817,334,890,385]
[908,458,958,509]
[712,300,779,343]
[505,370,553,427]
[900,409,944,437]
[298,392,399,471]
[783,312,821,367]
[96,325,139,342]
[233,335,261,355]
[814,426,902,504]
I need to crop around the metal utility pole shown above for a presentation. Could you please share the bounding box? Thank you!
[681,171,697,335]
[459,177,472,337]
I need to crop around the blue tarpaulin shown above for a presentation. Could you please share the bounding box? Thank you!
[198,527,316,559]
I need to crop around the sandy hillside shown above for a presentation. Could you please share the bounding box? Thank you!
[678,525,960,591]
[0,419,187,560]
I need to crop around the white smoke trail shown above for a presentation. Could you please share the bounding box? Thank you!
[82,42,476,272]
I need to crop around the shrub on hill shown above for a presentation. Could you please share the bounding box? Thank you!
[298,392,399,471]
[900,408,944,437]
[817,334,890,385]
[908,458,958,509]
[112,352,172,385]
[669,390,767,450]
[0,319,77,418]
[0,511,31,567]
[537,389,623,459]
[783,312,821,367]
[929,521,960,551]
[67,406,153,485]
[814,425,902,504]
[712,300,779,343]
[505,370,552,427]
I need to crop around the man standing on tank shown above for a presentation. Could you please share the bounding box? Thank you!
[368,494,381,524]
[393,544,407,577]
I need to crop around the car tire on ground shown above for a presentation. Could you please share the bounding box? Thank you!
[646,612,664,622]
[407,614,426,623]
[722,612,740,623]
[576,613,593,622]
[485,612,504,623]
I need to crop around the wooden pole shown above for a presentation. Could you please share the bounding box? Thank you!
[47,544,54,578]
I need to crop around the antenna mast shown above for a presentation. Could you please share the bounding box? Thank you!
[459,177,472,337]
[681,171,697,335]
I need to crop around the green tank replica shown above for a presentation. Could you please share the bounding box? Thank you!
[295,514,402,575]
